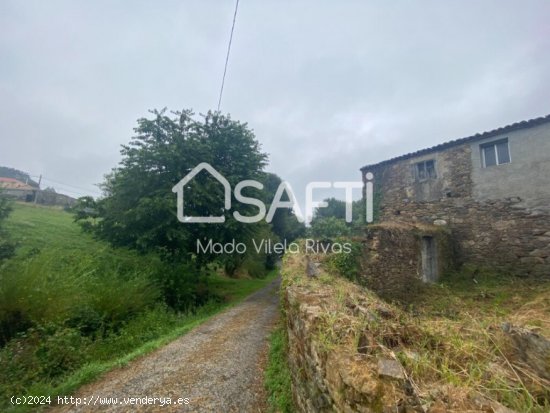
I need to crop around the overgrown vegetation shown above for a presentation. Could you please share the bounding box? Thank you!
[282,252,550,412]
[392,269,550,412]
[324,239,362,282]
[306,186,382,240]
[0,203,278,411]
[0,109,307,410]
[308,198,362,239]
[0,193,15,262]
[73,109,304,274]
[265,326,295,413]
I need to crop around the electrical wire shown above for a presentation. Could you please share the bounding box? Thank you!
[29,175,102,197]
[217,0,240,112]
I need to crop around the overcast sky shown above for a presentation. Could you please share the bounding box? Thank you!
[1,1,549,208]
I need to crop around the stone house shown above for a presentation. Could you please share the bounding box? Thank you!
[360,114,550,281]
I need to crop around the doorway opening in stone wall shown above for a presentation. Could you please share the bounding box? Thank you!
[421,236,438,282]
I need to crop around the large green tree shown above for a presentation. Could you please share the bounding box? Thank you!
[78,109,269,269]
[261,172,305,243]
[309,197,366,239]
[312,197,364,222]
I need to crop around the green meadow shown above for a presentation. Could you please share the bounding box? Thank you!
[0,202,277,412]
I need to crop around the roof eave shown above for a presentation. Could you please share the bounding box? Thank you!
[360,113,550,171]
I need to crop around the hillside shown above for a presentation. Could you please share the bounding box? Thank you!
[0,202,277,412]
[0,167,38,188]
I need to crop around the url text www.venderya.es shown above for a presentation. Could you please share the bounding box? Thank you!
[11,395,190,407]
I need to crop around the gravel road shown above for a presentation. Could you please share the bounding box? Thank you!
[51,277,280,413]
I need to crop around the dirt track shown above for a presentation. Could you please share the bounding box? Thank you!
[51,278,280,412]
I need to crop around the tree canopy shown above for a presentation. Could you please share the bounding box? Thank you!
[75,109,304,273]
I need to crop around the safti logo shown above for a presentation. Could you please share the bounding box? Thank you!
[172,163,374,224]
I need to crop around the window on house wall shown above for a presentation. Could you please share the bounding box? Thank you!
[415,159,437,180]
[481,139,510,167]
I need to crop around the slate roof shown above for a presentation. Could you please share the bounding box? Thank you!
[360,114,550,171]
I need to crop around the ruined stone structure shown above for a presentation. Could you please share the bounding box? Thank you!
[281,253,528,412]
[361,222,455,299]
[361,115,550,278]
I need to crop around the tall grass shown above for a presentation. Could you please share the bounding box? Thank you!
[265,326,295,413]
[0,250,159,343]
[0,203,279,411]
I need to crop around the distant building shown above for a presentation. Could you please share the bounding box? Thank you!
[0,177,36,201]
[0,177,77,207]
[361,114,550,280]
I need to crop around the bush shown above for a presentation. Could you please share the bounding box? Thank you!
[0,306,180,403]
[308,216,350,239]
[325,239,362,282]
[152,262,218,312]
[0,324,90,399]
[66,306,103,336]
[34,326,90,379]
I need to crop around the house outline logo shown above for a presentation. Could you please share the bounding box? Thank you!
[172,162,231,223]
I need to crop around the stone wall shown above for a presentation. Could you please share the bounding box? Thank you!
[360,222,455,300]
[281,253,523,413]
[283,259,425,412]
[364,143,550,277]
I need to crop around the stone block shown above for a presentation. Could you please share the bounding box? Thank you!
[529,249,550,258]
[519,256,545,265]
[377,358,405,380]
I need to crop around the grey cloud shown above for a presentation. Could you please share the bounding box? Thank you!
[1,0,549,210]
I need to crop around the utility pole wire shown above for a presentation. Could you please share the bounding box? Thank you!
[217,0,240,112]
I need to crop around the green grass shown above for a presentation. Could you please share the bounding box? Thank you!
[5,203,97,251]
[403,267,550,332]
[4,202,151,265]
[265,326,295,413]
[0,202,279,412]
[6,271,278,413]
[208,270,278,301]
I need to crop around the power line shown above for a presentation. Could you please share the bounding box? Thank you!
[42,178,100,193]
[29,175,102,196]
[217,0,240,112]
[40,186,95,198]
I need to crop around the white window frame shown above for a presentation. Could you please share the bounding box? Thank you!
[414,159,437,181]
[481,138,511,168]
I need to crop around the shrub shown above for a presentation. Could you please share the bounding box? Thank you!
[152,262,217,311]
[241,254,272,278]
[0,324,89,399]
[325,239,362,282]
[308,216,351,239]
[34,326,90,379]
[86,304,181,361]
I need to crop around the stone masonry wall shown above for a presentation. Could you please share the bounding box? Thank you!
[282,257,426,412]
[281,253,524,413]
[361,223,455,300]
[364,144,550,277]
